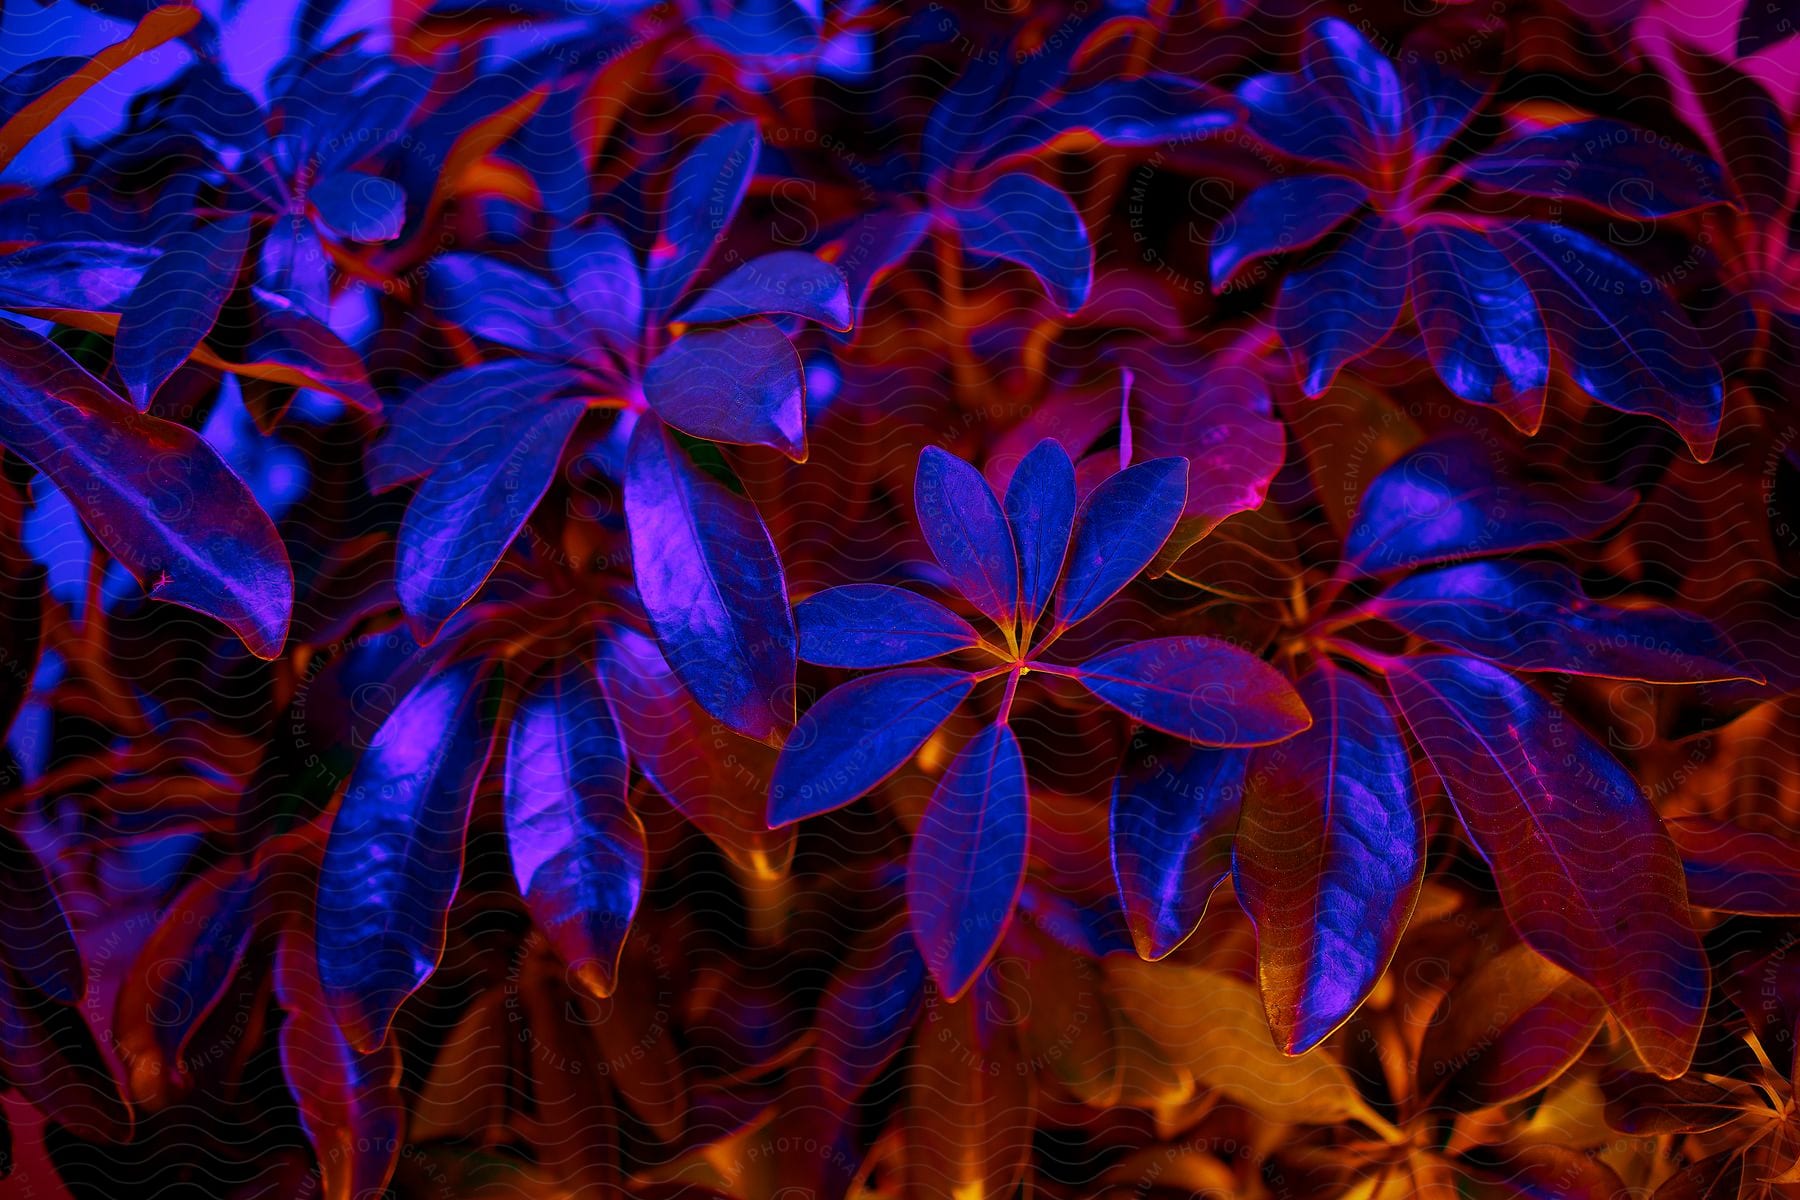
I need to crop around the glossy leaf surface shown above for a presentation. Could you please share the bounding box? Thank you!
[624,421,796,741]
[1366,561,1761,683]
[643,318,808,459]
[1072,636,1312,746]
[1388,655,1707,1078]
[915,444,1019,630]
[769,668,975,826]
[505,662,646,1001]
[0,319,292,658]
[1235,666,1422,1053]
[906,722,1030,1001]
[316,660,497,1052]
[1110,739,1248,961]
[114,213,251,410]
[795,583,980,668]
[1052,457,1188,630]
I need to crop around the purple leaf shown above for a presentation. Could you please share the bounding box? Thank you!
[1110,738,1248,961]
[769,668,975,827]
[916,445,1019,631]
[1492,221,1724,461]
[980,75,1240,166]
[1210,174,1367,293]
[241,297,380,411]
[1365,561,1762,684]
[115,213,251,410]
[1052,457,1187,631]
[598,627,794,876]
[1235,665,1423,1053]
[945,173,1093,316]
[309,170,408,242]
[368,362,587,494]
[1071,636,1312,746]
[1003,438,1076,628]
[1302,18,1405,151]
[907,722,1030,1001]
[1132,357,1284,532]
[1410,225,1548,429]
[678,251,852,331]
[1403,57,1490,161]
[624,420,796,741]
[1667,817,1800,916]
[1277,213,1408,397]
[832,208,930,329]
[317,659,499,1053]
[505,661,646,1001]
[1346,434,1635,573]
[1387,655,1707,1079]
[397,398,586,642]
[0,829,84,1005]
[426,251,585,359]
[259,218,332,323]
[795,918,925,1111]
[552,219,644,367]
[1236,71,1363,168]
[643,318,807,460]
[0,240,155,314]
[1465,121,1729,218]
[0,319,293,658]
[796,584,980,668]
[646,120,760,319]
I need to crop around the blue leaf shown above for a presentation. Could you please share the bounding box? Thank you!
[367,362,587,494]
[0,241,154,314]
[1234,665,1422,1053]
[0,319,292,658]
[915,445,1019,631]
[1071,636,1312,746]
[317,659,497,1052]
[1210,175,1367,293]
[1277,213,1408,396]
[115,213,250,410]
[643,318,807,460]
[1110,738,1247,961]
[796,584,980,668]
[646,121,761,319]
[1387,655,1707,1079]
[1003,438,1076,630]
[1464,121,1729,218]
[768,668,975,826]
[425,252,584,359]
[504,661,646,1001]
[1052,457,1187,631]
[678,251,852,331]
[979,75,1240,166]
[624,420,796,741]
[1236,71,1362,168]
[1365,561,1762,684]
[552,219,644,366]
[309,171,408,243]
[259,218,332,323]
[831,208,929,330]
[1403,58,1489,162]
[397,398,586,642]
[945,173,1092,315]
[1492,222,1724,460]
[1302,18,1405,150]
[1345,434,1635,573]
[1409,225,1548,430]
[906,722,1030,1001]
